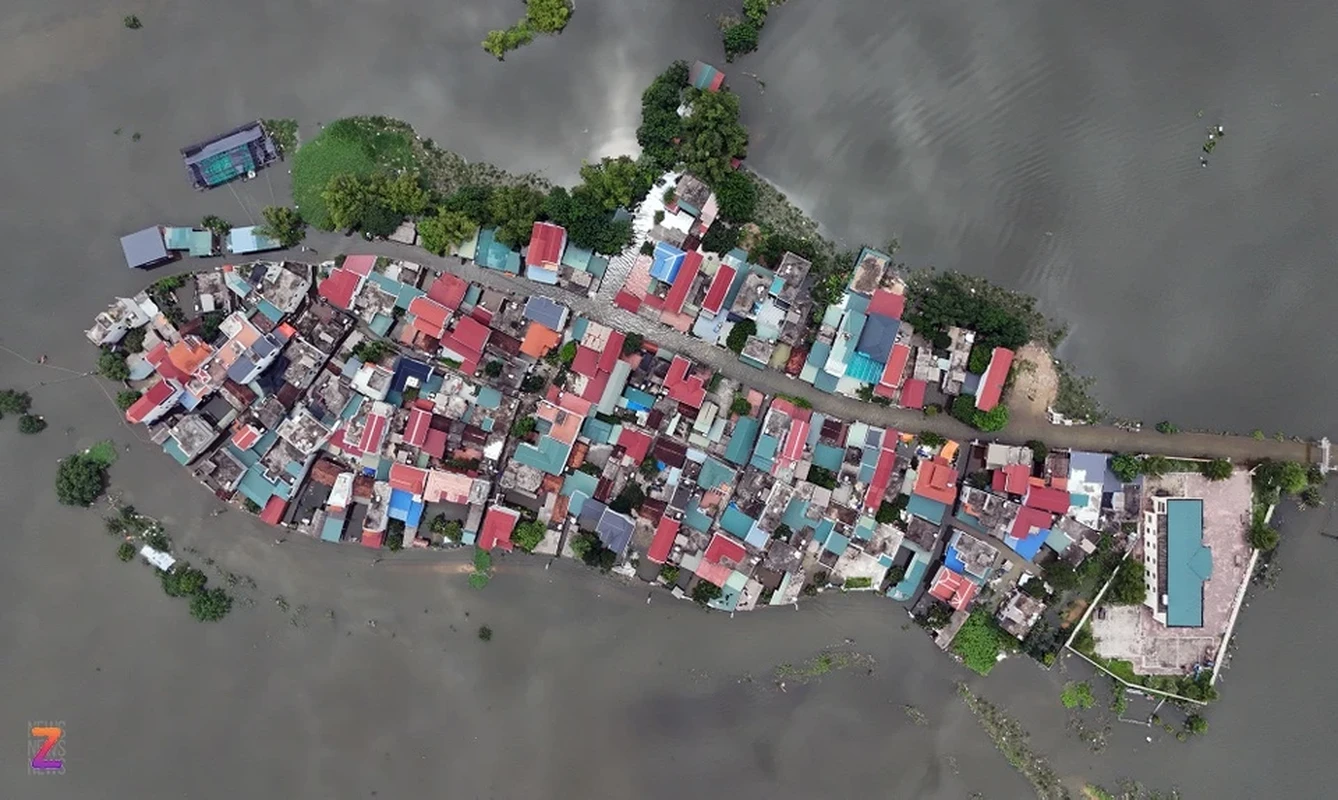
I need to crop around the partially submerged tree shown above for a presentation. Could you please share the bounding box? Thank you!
[258,205,306,248]
[55,454,107,507]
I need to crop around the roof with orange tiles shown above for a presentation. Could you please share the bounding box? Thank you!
[899,378,927,409]
[927,566,978,611]
[618,428,654,464]
[914,457,959,506]
[125,378,179,424]
[478,505,521,552]
[647,517,680,563]
[407,296,450,339]
[426,272,468,310]
[701,263,736,315]
[975,347,1015,412]
[526,221,566,267]
[879,343,911,389]
[389,463,428,496]
[863,439,899,512]
[259,496,288,526]
[520,322,561,358]
[230,424,262,451]
[145,342,189,383]
[424,469,474,504]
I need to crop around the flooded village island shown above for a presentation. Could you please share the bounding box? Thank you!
[73,60,1329,749]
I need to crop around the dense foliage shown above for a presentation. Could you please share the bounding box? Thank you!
[722,20,760,62]
[543,186,634,254]
[700,220,741,254]
[258,205,306,248]
[951,610,1010,675]
[679,89,749,186]
[417,209,478,255]
[904,272,1040,350]
[1106,560,1147,606]
[713,169,757,222]
[512,520,547,553]
[290,117,417,230]
[636,62,690,174]
[55,454,107,507]
[578,156,653,211]
[725,319,757,353]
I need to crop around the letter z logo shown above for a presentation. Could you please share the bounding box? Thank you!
[30,726,63,770]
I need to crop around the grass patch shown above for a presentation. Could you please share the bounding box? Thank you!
[774,650,874,684]
[958,683,1067,800]
[1061,681,1096,710]
[84,439,120,468]
[290,117,417,230]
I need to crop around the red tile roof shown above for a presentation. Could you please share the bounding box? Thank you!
[259,496,287,526]
[618,428,654,464]
[975,347,1015,412]
[478,505,520,552]
[426,272,468,310]
[661,250,702,315]
[230,424,262,451]
[1001,463,1031,495]
[405,408,432,448]
[571,346,600,377]
[145,341,189,384]
[423,427,449,459]
[664,355,706,408]
[899,378,927,410]
[913,457,959,506]
[318,268,361,310]
[769,397,813,424]
[389,463,428,496]
[867,289,906,320]
[343,255,376,277]
[125,379,178,424]
[614,290,642,312]
[407,296,450,339]
[1024,484,1070,515]
[778,417,811,473]
[360,529,384,549]
[647,518,680,564]
[701,263,736,315]
[927,566,978,611]
[579,370,610,403]
[526,221,566,267]
[879,343,911,389]
[863,440,899,512]
[1012,505,1054,541]
[698,533,747,587]
[599,333,624,373]
[355,412,389,457]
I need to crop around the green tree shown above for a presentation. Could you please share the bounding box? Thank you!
[257,205,306,248]
[201,215,232,238]
[1043,560,1079,592]
[190,587,234,622]
[1106,561,1147,606]
[473,547,493,572]
[730,394,753,416]
[1255,460,1309,498]
[510,416,537,437]
[0,389,32,415]
[55,454,107,507]
[430,514,463,543]
[489,185,547,247]
[660,564,680,584]
[352,339,392,364]
[679,89,749,186]
[1109,454,1143,483]
[1301,485,1325,508]
[525,0,572,33]
[381,171,430,217]
[1026,439,1048,462]
[701,220,741,254]
[418,209,478,256]
[1202,458,1233,481]
[622,332,645,354]
[579,156,652,211]
[951,610,1007,675]
[1060,681,1095,710]
[1185,713,1208,736]
[360,203,403,238]
[512,520,547,553]
[973,404,1009,432]
[484,360,504,378]
[478,624,493,641]
[1248,521,1280,551]
[544,186,634,254]
[117,542,136,562]
[609,484,646,514]
[637,62,690,173]
[712,170,757,222]
[557,341,578,366]
[919,431,947,448]
[323,173,378,231]
[722,20,760,62]
[121,326,147,353]
[875,501,899,524]
[640,457,659,477]
[1155,420,1178,434]
[967,344,992,374]
[442,185,495,226]
[692,580,723,605]
[725,318,757,353]
[743,0,770,26]
[18,414,46,434]
[261,118,298,154]
[950,394,978,425]
[98,349,130,381]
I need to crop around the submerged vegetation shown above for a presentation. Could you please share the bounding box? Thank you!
[482,0,573,60]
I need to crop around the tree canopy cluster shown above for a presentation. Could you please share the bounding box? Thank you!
[1105,561,1147,606]
[258,205,306,248]
[951,610,1011,675]
[637,62,690,174]
[55,453,108,507]
[725,319,757,353]
[323,170,430,236]
[679,89,749,187]
[482,0,572,59]
[904,272,1037,350]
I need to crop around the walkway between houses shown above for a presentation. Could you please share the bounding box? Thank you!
[176,235,1322,466]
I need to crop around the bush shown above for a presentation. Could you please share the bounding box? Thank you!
[622,332,644,354]
[1043,560,1079,592]
[726,319,757,353]
[18,414,46,434]
[660,564,680,585]
[512,520,547,553]
[162,565,208,598]
[430,515,463,543]
[919,431,946,448]
[478,625,493,641]
[55,454,107,507]
[468,571,490,589]
[386,532,404,552]
[510,417,537,438]
[190,588,234,622]
[950,394,978,425]
[713,170,757,222]
[0,389,32,415]
[1185,713,1208,736]
[844,576,873,590]
[1109,454,1143,483]
[967,344,992,374]
[951,610,1009,675]
[117,542,136,562]
[701,220,741,254]
[473,548,493,572]
[1248,521,1280,551]
[261,119,298,155]
[730,394,752,416]
[123,15,142,29]
[1155,420,1178,434]
[1060,681,1095,710]
[692,580,723,605]
[526,0,572,33]
[1202,458,1233,481]
[722,19,760,62]
[485,360,504,377]
[743,0,770,27]
[973,404,1009,432]
[98,348,130,381]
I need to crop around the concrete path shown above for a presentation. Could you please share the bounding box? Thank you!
[172,234,1321,465]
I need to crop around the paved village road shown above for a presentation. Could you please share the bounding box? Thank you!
[176,235,1322,465]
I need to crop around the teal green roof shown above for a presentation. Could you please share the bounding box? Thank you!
[320,515,345,543]
[562,472,599,516]
[586,255,609,279]
[1044,526,1073,553]
[188,230,214,256]
[812,443,844,471]
[825,532,850,556]
[164,227,194,249]
[476,387,503,409]
[256,298,284,323]
[514,435,572,475]
[699,457,736,492]
[750,433,779,473]
[721,505,756,539]
[369,312,394,337]
[907,495,947,524]
[162,437,191,466]
[813,518,836,547]
[582,416,614,443]
[889,553,929,600]
[561,245,594,271]
[724,416,761,466]
[685,506,714,533]
[1166,499,1211,627]
[782,497,811,531]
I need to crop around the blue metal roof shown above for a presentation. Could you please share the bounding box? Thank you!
[1166,499,1211,627]
[524,296,568,330]
[649,242,686,284]
[597,509,635,555]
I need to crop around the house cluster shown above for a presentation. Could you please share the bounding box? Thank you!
[119,223,282,269]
